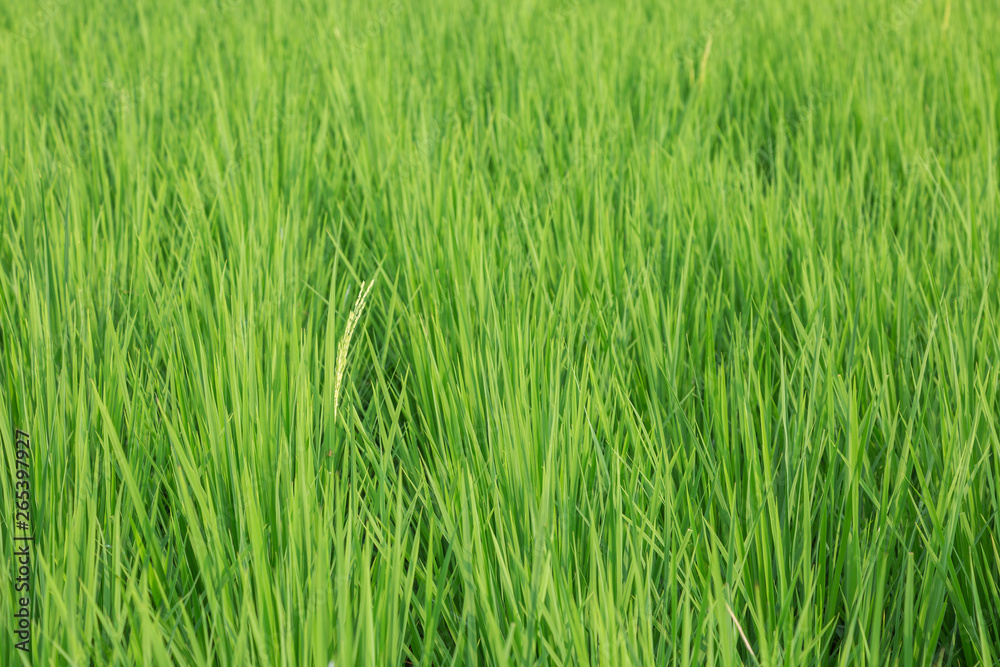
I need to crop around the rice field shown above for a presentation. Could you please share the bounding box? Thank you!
[1,0,999,664]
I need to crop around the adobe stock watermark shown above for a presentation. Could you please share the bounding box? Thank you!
[13,0,72,44]
[547,0,582,22]
[878,0,925,35]
[675,0,751,76]
[879,0,954,35]
[539,119,631,202]
[48,66,168,176]
[199,1,403,59]
[399,82,497,171]
[11,427,34,654]
[192,112,301,195]
[309,3,404,60]
[729,86,835,179]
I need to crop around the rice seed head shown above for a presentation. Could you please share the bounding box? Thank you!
[333,278,375,423]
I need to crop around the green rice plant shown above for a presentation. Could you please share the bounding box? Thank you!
[0,0,998,664]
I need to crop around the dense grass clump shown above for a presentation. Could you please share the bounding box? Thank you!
[2,0,999,664]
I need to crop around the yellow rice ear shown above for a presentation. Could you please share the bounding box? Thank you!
[333,278,376,423]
